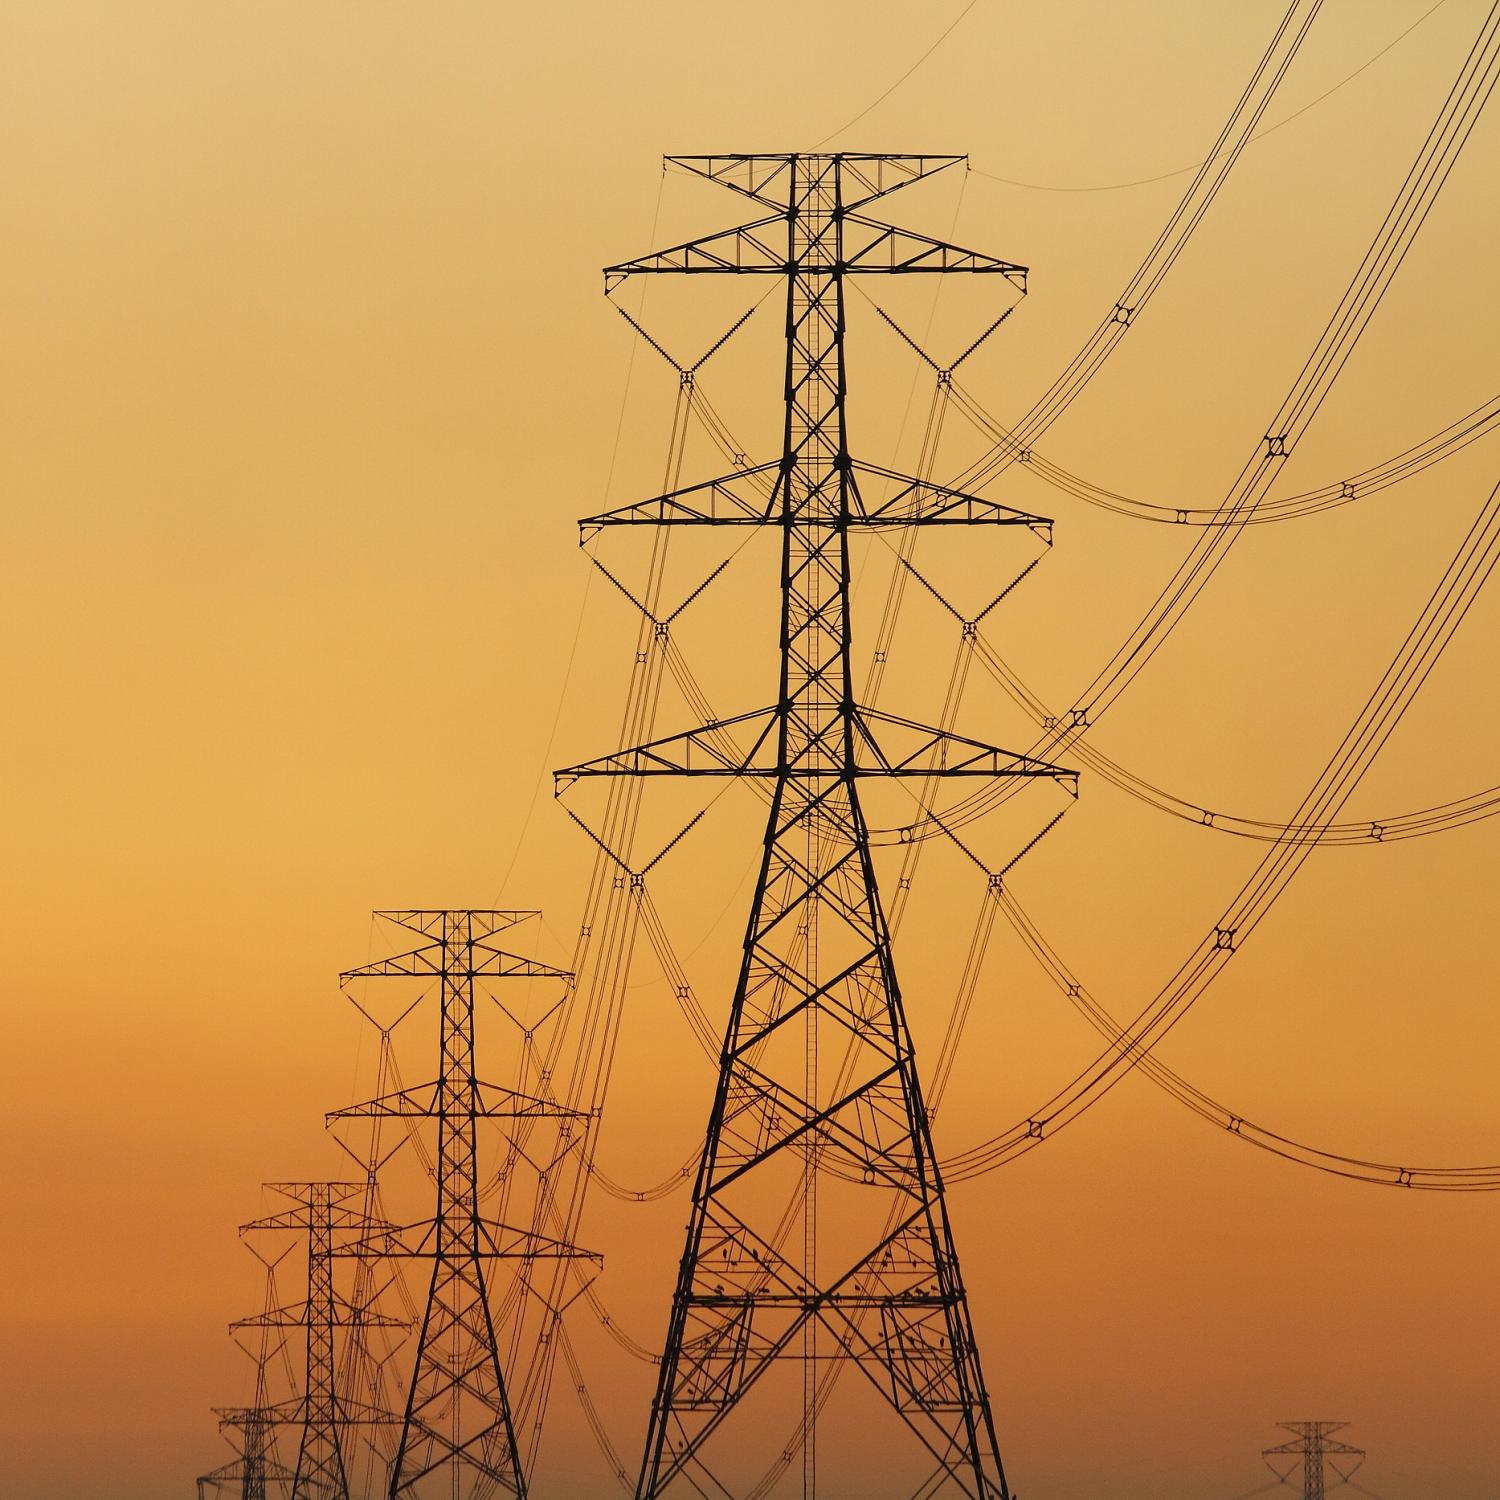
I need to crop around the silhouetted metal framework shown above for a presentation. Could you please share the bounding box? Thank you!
[1263,1421,1365,1499]
[199,1247,296,1500]
[559,154,1074,1499]
[331,911,589,1500]
[200,1403,293,1500]
[236,1182,403,1500]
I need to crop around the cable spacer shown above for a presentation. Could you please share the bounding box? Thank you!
[1213,926,1236,951]
[1266,433,1289,458]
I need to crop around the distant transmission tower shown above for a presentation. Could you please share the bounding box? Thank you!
[236,1181,402,1500]
[1263,1422,1365,1498]
[200,1233,298,1500]
[331,910,589,1500]
[559,153,1072,1498]
[201,1401,292,1500]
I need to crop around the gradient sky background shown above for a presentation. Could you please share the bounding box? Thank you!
[3,2,1499,1496]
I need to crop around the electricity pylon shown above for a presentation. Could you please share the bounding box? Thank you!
[1263,1421,1365,1498]
[200,1403,293,1500]
[236,1182,403,1500]
[200,1239,297,1500]
[331,910,591,1500]
[559,153,1074,1499]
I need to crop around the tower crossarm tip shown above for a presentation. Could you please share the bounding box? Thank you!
[843,214,1027,286]
[854,707,1079,783]
[554,706,779,788]
[605,213,789,291]
[848,461,1051,532]
[578,462,779,537]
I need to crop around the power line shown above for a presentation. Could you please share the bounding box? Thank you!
[813,0,983,147]
[974,0,1451,193]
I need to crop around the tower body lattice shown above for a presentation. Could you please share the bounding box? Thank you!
[1263,1420,1365,1498]
[332,910,588,1500]
[559,153,1073,1500]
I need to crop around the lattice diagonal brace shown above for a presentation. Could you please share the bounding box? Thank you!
[559,154,1076,1500]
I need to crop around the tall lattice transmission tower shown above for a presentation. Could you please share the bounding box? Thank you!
[559,153,1074,1498]
[236,1182,402,1500]
[199,1250,294,1500]
[1264,1421,1366,1498]
[331,909,591,1500]
[201,1182,397,1500]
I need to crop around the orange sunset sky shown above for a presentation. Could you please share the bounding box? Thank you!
[3,3,1498,1497]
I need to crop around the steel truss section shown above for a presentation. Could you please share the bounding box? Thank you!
[564,153,1076,1500]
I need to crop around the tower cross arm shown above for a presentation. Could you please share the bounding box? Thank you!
[230,1298,405,1331]
[554,706,779,788]
[664,153,966,211]
[579,462,779,538]
[849,461,1051,532]
[556,706,1079,786]
[854,708,1078,783]
[328,1079,589,1122]
[842,214,1028,286]
[605,214,790,290]
[604,214,1028,290]
[338,946,570,984]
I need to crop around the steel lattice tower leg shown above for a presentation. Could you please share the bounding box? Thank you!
[559,153,1075,1499]
[331,910,587,1500]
